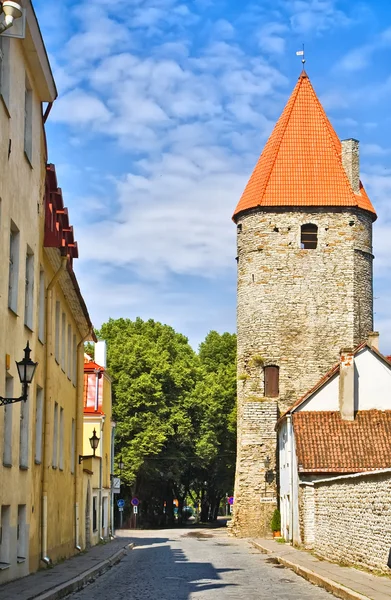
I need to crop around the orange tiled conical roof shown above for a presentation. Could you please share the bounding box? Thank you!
[233,71,376,220]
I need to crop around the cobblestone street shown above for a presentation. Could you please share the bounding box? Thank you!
[69,528,332,599]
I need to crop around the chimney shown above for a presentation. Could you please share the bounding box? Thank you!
[367,331,379,351]
[339,348,355,421]
[94,340,107,368]
[341,139,360,194]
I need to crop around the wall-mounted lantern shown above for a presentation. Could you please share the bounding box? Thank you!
[79,428,100,464]
[0,343,38,407]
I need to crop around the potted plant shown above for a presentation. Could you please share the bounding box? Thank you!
[271,509,281,538]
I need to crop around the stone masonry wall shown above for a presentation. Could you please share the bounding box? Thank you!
[299,485,315,549]
[233,207,373,537]
[312,472,391,572]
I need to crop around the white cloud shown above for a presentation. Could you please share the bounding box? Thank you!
[287,0,351,34]
[336,26,391,72]
[258,22,288,55]
[51,89,112,125]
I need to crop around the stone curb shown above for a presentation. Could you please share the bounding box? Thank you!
[33,543,134,600]
[251,541,370,600]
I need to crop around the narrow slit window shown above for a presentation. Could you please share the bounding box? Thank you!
[301,223,318,249]
[264,366,279,398]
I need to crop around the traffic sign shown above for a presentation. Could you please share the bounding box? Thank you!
[133,505,138,514]
[228,496,234,505]
[117,499,125,508]
[131,497,139,506]
[118,507,124,512]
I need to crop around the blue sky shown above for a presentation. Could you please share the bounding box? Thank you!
[33,0,391,351]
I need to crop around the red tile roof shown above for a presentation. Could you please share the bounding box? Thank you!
[293,410,391,473]
[233,71,376,220]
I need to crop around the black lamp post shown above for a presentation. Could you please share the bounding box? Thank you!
[0,343,38,407]
[79,428,100,464]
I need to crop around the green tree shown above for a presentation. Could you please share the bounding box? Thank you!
[97,317,199,525]
[192,331,237,521]
[97,319,237,526]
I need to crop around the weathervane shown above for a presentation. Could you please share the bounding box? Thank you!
[296,44,306,69]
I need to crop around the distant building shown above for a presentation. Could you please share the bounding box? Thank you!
[83,342,115,547]
[232,70,377,537]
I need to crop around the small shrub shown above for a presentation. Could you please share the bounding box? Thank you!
[271,509,281,532]
[238,373,249,381]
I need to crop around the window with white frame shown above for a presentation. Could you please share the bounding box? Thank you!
[8,221,20,313]
[59,407,64,470]
[55,301,60,363]
[71,419,75,474]
[24,76,33,163]
[52,402,58,467]
[67,325,71,380]
[0,505,11,567]
[38,269,45,342]
[17,505,27,562]
[0,36,10,109]
[24,247,34,329]
[3,375,13,466]
[19,391,29,469]
[35,386,43,463]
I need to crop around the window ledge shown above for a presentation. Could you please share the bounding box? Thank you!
[17,557,26,564]
[35,459,42,465]
[3,462,12,468]
[24,323,34,333]
[38,337,45,346]
[0,93,10,117]
[19,465,28,471]
[52,465,57,470]
[8,306,18,317]
[0,562,11,570]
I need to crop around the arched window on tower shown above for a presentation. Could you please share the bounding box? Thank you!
[301,223,318,249]
[300,223,318,250]
[264,366,279,397]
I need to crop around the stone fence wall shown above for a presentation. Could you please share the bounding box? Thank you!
[301,470,391,572]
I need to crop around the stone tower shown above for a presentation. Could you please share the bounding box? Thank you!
[232,71,376,537]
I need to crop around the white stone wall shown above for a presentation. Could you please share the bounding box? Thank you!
[304,471,391,572]
[299,485,315,548]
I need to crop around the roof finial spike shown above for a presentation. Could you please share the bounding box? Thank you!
[296,44,306,71]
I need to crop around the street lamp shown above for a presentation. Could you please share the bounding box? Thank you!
[79,428,100,464]
[0,343,38,407]
[0,1,23,34]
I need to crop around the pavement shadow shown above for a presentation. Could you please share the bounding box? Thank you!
[128,541,241,598]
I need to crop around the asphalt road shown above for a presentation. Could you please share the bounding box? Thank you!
[69,528,332,599]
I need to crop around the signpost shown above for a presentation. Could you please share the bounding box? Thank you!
[228,496,234,505]
[112,477,121,494]
[117,499,125,529]
[131,498,139,529]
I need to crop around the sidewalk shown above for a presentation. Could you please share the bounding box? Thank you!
[253,538,391,600]
[0,534,133,600]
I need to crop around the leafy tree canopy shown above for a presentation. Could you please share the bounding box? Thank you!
[96,318,236,525]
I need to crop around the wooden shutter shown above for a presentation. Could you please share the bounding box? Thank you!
[264,366,279,397]
[301,223,318,249]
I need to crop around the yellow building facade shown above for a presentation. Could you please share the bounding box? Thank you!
[0,2,95,584]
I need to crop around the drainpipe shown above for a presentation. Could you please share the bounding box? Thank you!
[287,414,294,544]
[41,255,67,565]
[75,329,93,550]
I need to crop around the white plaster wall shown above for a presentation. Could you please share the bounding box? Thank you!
[297,374,339,411]
[355,348,391,410]
[296,348,391,413]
